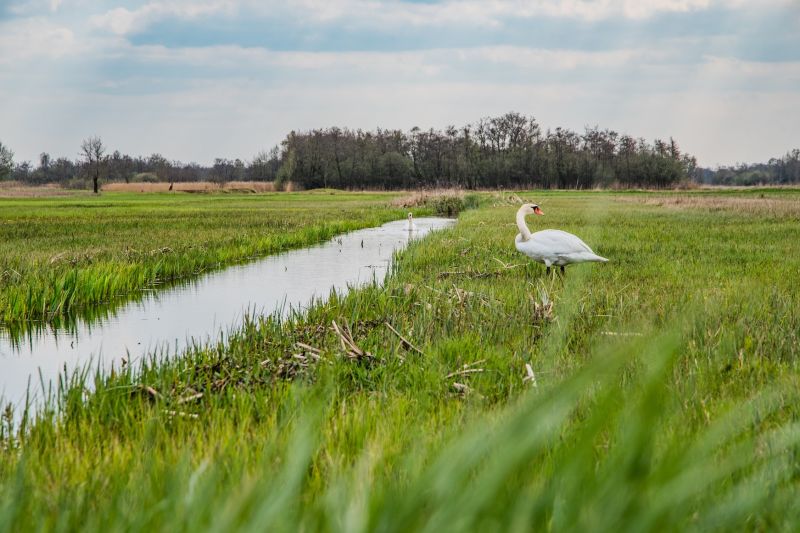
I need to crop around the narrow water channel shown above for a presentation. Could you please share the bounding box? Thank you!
[0,217,455,409]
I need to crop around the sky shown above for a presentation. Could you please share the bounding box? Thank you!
[1,0,799,168]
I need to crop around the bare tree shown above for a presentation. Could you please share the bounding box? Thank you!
[81,136,106,193]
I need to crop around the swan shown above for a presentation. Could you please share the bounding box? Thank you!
[406,212,418,231]
[514,203,608,274]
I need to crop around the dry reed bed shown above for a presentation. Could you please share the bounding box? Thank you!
[390,189,465,208]
[617,194,800,216]
[102,181,279,193]
[0,182,84,198]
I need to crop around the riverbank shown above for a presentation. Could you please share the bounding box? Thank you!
[0,191,412,324]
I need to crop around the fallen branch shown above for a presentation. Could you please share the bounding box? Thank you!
[385,321,425,356]
[295,342,322,360]
[295,341,321,354]
[600,331,644,337]
[332,320,373,360]
[437,263,522,280]
[451,382,471,394]
[445,368,485,379]
[164,409,199,420]
[176,392,204,404]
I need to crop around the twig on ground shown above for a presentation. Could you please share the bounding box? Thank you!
[492,257,518,269]
[523,364,538,387]
[600,331,644,337]
[295,342,322,360]
[451,382,471,394]
[445,368,485,379]
[164,410,199,420]
[438,261,522,280]
[176,392,204,405]
[295,341,321,354]
[384,322,425,356]
[332,320,373,360]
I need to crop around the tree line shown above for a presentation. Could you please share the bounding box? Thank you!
[0,139,274,190]
[1,112,796,191]
[698,149,800,186]
[277,113,696,189]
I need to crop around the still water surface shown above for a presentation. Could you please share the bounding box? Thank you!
[0,217,454,408]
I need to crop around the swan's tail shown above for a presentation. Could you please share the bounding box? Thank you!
[587,253,609,263]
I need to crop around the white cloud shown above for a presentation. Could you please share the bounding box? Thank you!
[5,0,70,15]
[112,43,664,76]
[2,0,798,167]
[281,0,794,26]
[0,18,80,63]
[90,0,238,35]
[86,0,791,37]
[703,55,800,81]
[5,75,797,166]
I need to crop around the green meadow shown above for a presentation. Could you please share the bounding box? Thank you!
[2,189,800,531]
[0,191,406,324]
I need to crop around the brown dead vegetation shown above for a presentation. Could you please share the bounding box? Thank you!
[0,182,85,198]
[102,181,280,193]
[390,188,465,208]
[617,194,800,216]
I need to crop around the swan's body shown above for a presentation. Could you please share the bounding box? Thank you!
[407,212,418,231]
[514,203,607,271]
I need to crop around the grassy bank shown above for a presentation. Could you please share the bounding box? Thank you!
[2,189,800,530]
[0,191,410,324]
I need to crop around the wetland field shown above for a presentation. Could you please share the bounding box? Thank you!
[1,188,800,531]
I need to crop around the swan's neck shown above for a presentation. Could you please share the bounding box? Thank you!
[516,209,532,241]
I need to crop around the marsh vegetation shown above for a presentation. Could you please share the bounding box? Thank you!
[1,189,799,531]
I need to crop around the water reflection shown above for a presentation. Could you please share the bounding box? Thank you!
[0,218,454,408]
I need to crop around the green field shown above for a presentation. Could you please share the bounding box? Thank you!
[0,191,408,324]
[2,189,800,531]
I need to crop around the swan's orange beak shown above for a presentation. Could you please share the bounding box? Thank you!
[533,206,544,216]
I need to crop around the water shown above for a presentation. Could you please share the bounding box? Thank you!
[0,217,455,410]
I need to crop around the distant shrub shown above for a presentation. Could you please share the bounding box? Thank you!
[463,193,481,210]
[429,195,465,217]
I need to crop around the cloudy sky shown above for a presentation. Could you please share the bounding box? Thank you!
[1,0,798,167]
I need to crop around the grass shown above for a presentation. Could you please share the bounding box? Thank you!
[0,191,412,324]
[1,189,800,531]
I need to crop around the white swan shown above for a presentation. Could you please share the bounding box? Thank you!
[406,212,418,231]
[515,203,608,274]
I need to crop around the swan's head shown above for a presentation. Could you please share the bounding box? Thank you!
[407,212,413,220]
[520,203,544,216]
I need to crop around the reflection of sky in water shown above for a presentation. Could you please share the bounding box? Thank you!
[0,218,454,410]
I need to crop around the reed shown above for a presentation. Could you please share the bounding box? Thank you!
[101,181,280,193]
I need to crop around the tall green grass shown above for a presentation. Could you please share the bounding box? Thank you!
[1,189,799,530]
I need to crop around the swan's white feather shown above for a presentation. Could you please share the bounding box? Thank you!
[407,213,418,231]
[515,229,607,267]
